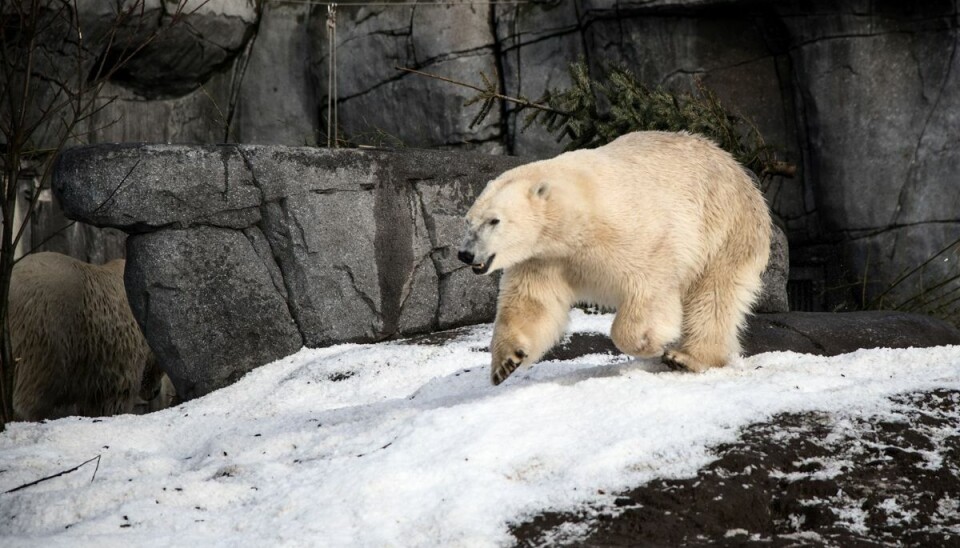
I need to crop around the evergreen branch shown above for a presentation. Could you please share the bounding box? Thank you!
[532,62,797,182]
[398,62,796,182]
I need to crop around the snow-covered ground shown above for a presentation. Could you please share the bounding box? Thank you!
[2,310,959,547]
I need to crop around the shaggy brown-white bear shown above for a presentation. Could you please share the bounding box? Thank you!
[10,252,160,420]
[458,131,771,384]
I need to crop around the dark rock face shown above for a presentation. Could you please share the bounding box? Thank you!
[783,2,960,310]
[88,2,258,99]
[55,144,788,398]
[743,311,960,357]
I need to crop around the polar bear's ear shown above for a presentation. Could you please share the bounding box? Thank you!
[532,182,550,199]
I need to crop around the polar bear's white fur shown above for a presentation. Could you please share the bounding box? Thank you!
[458,131,771,384]
[10,252,160,420]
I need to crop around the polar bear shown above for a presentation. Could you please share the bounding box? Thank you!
[458,131,771,384]
[9,252,161,420]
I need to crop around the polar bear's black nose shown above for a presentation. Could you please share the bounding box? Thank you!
[457,250,474,265]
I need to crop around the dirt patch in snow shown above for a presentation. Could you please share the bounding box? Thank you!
[512,390,960,546]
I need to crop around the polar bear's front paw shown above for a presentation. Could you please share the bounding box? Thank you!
[491,349,526,385]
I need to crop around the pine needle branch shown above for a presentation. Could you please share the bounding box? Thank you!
[398,62,796,182]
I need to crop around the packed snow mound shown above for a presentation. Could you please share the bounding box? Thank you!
[2,310,959,547]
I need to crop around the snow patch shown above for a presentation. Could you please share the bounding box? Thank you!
[1,310,959,546]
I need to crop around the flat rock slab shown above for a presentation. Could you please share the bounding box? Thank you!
[403,311,960,361]
[571,310,960,360]
[743,310,960,356]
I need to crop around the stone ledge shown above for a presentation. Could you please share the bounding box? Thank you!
[406,311,960,361]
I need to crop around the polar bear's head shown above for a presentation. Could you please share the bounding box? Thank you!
[457,175,552,275]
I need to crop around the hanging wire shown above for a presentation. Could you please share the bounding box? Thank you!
[308,0,532,147]
[270,1,530,5]
[326,3,338,147]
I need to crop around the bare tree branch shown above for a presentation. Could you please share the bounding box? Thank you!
[396,65,566,115]
[4,454,101,493]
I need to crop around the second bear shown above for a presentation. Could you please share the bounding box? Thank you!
[10,252,159,420]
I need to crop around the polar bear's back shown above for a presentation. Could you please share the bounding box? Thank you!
[11,253,87,360]
[576,131,758,212]
[534,131,769,288]
[11,252,149,419]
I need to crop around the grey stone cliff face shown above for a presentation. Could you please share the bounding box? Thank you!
[54,144,788,399]
[22,0,957,319]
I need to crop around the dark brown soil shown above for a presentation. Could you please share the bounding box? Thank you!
[512,390,960,547]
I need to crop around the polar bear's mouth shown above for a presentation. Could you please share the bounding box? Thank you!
[471,254,495,275]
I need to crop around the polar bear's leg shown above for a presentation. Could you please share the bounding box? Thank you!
[12,353,71,421]
[610,291,683,359]
[490,263,573,385]
[665,254,765,372]
[13,380,61,421]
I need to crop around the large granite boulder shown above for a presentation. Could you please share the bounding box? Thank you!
[54,145,520,398]
[54,144,789,399]
[757,222,790,314]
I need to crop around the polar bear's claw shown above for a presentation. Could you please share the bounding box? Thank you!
[492,350,526,385]
[661,350,692,372]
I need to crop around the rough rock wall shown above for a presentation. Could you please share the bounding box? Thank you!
[27,0,960,313]
[782,3,960,311]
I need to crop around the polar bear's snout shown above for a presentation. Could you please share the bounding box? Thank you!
[457,227,497,275]
[457,249,475,264]
[457,245,495,275]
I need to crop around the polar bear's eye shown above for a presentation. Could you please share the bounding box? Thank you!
[488,219,500,226]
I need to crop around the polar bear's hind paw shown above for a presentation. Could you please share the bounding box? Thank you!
[662,350,693,372]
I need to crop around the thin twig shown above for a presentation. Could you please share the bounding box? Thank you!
[395,66,566,115]
[92,156,143,215]
[901,273,960,313]
[4,454,101,494]
[899,271,960,312]
[861,245,870,308]
[14,221,76,266]
[223,0,264,142]
[866,235,960,309]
